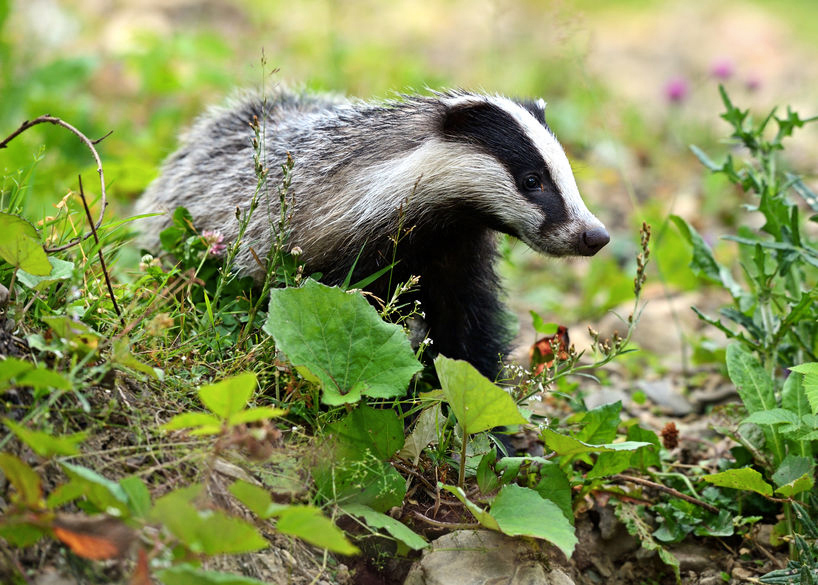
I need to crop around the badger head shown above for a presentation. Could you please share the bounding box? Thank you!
[438,93,609,257]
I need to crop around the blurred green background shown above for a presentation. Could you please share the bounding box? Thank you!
[2,0,817,355]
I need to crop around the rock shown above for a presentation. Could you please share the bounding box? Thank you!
[636,379,693,416]
[404,530,576,585]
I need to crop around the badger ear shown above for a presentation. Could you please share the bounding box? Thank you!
[518,98,547,127]
[440,100,501,141]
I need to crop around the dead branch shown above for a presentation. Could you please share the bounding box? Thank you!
[0,115,111,253]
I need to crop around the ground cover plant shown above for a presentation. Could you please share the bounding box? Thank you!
[2,2,818,584]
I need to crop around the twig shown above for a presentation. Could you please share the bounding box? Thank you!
[612,473,720,515]
[77,174,123,327]
[412,511,480,530]
[0,115,110,252]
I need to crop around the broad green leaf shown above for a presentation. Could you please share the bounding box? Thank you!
[0,212,51,275]
[726,344,776,414]
[3,419,87,457]
[60,463,129,514]
[265,280,422,404]
[16,367,72,391]
[670,215,743,298]
[162,412,223,435]
[229,480,286,519]
[533,462,573,523]
[772,455,814,498]
[119,476,152,519]
[703,468,773,497]
[228,406,287,425]
[541,428,650,459]
[440,484,500,530]
[0,521,46,547]
[112,339,159,379]
[490,484,577,558]
[790,363,818,414]
[574,401,622,444]
[0,357,33,388]
[343,503,427,550]
[0,453,42,508]
[586,450,635,479]
[198,372,257,419]
[157,564,269,585]
[742,408,800,427]
[435,356,526,434]
[17,257,74,290]
[276,506,359,555]
[327,404,404,461]
[313,450,406,513]
[626,425,662,470]
[529,311,558,335]
[398,403,444,464]
[151,485,267,554]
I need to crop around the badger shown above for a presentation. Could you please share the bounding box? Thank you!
[135,87,609,378]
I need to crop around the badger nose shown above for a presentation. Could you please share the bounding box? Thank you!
[578,227,610,256]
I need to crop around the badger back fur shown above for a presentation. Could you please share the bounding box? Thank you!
[135,87,609,378]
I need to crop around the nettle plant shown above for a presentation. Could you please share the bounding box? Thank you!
[675,87,818,568]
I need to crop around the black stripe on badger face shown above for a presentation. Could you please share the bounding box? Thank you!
[440,100,568,227]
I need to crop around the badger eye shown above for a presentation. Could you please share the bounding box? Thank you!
[523,174,541,190]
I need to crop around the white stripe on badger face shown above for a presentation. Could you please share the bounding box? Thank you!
[488,96,604,231]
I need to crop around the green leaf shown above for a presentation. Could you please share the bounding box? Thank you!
[328,403,404,461]
[541,428,650,459]
[398,403,444,464]
[626,425,662,470]
[60,462,129,514]
[0,453,42,508]
[435,356,526,434]
[529,311,558,335]
[586,450,636,480]
[198,372,257,419]
[790,363,818,415]
[17,257,74,290]
[0,212,51,275]
[3,419,87,457]
[574,401,622,444]
[156,564,269,585]
[742,408,800,427]
[112,339,159,379]
[229,480,286,519]
[150,485,267,554]
[703,468,773,497]
[119,476,152,519]
[162,412,223,435]
[265,279,422,405]
[228,406,287,425]
[772,455,814,498]
[670,215,743,297]
[689,144,721,171]
[490,485,577,558]
[275,506,359,555]
[533,461,573,523]
[726,344,776,414]
[440,484,500,530]
[343,503,427,550]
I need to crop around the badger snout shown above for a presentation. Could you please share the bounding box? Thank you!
[578,227,610,256]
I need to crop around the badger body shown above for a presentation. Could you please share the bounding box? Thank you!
[136,87,609,378]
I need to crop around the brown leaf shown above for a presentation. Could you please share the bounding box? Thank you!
[529,325,570,375]
[52,513,135,560]
[130,548,152,585]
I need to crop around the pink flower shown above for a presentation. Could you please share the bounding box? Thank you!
[202,230,227,256]
[710,59,734,80]
[665,77,689,103]
[745,74,762,92]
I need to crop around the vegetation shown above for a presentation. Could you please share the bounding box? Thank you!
[1,2,818,584]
